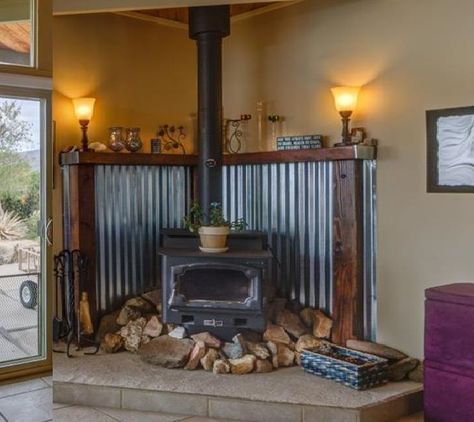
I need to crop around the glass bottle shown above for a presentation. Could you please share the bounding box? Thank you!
[108,127,125,152]
[125,127,143,152]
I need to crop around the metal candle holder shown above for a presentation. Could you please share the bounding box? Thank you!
[157,125,186,154]
[224,114,251,154]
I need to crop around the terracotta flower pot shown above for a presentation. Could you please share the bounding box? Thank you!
[198,226,230,253]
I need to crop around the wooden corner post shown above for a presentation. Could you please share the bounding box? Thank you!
[332,160,364,345]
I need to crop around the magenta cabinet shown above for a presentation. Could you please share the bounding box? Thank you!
[424,283,474,422]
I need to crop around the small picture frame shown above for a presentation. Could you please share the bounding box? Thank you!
[150,138,162,154]
[427,106,474,193]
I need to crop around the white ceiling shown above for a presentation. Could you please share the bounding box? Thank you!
[53,0,292,16]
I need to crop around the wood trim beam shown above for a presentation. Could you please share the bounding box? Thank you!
[331,160,364,345]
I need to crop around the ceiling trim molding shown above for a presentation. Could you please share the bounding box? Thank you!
[53,0,292,16]
[115,11,188,30]
[115,1,301,30]
[0,73,52,90]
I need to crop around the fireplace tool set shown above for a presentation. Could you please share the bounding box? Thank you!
[53,249,99,357]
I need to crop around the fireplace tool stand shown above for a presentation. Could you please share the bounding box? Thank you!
[53,250,99,357]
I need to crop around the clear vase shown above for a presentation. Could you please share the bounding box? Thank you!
[108,127,125,152]
[125,127,143,152]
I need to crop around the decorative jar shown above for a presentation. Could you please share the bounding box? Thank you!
[108,127,125,152]
[125,127,143,152]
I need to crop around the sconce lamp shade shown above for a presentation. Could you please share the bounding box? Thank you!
[73,97,96,121]
[331,86,360,113]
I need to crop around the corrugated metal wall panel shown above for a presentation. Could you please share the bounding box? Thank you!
[222,162,333,312]
[94,165,192,313]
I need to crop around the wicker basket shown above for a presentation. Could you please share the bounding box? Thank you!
[300,344,388,390]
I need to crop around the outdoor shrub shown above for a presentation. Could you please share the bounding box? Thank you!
[0,204,26,240]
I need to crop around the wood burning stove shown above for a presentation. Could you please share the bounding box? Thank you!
[160,231,273,339]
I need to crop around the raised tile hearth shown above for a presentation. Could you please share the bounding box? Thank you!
[53,352,422,422]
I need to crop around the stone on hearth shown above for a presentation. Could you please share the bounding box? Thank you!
[164,323,177,334]
[97,310,121,340]
[387,358,420,381]
[246,341,270,360]
[346,339,408,361]
[141,335,151,346]
[295,351,302,366]
[213,359,231,374]
[263,323,291,345]
[138,335,194,368]
[119,317,146,352]
[124,296,155,313]
[223,341,245,360]
[300,308,315,327]
[169,326,187,339]
[286,298,304,314]
[141,289,161,308]
[185,340,206,370]
[239,329,263,344]
[201,348,220,371]
[312,310,333,339]
[116,305,142,326]
[295,334,323,353]
[266,298,287,323]
[143,315,163,338]
[229,354,256,375]
[255,359,273,373]
[191,331,222,348]
[277,343,295,367]
[276,309,307,338]
[266,341,279,368]
[101,333,123,353]
[408,361,423,383]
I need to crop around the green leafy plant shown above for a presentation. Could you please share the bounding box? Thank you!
[183,202,247,232]
[0,204,26,240]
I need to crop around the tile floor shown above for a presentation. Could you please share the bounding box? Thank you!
[0,377,424,421]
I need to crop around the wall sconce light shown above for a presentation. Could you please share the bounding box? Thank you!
[73,97,96,151]
[331,86,361,146]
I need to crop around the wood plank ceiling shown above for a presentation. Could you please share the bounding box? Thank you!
[133,2,278,24]
[0,22,30,53]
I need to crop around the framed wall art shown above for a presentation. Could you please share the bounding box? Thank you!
[427,106,474,193]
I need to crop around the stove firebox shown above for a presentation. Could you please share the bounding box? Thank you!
[160,230,272,339]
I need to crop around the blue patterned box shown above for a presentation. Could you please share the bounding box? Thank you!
[300,344,388,390]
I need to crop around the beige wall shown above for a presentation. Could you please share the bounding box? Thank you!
[52,13,197,249]
[223,0,474,357]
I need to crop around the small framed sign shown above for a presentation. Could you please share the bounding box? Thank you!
[427,106,474,193]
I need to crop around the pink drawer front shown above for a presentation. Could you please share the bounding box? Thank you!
[424,362,474,422]
[425,294,474,369]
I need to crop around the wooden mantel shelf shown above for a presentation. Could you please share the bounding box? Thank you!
[60,145,376,167]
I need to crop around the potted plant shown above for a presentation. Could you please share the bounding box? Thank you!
[183,202,246,253]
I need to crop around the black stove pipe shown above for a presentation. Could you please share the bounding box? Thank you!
[189,6,230,221]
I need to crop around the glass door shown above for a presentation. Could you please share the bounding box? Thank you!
[0,85,51,379]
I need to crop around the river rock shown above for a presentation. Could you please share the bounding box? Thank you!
[300,308,315,327]
[101,333,123,353]
[116,305,142,326]
[97,310,121,340]
[266,298,288,323]
[263,323,291,345]
[185,341,206,370]
[312,310,333,339]
[201,348,220,371]
[169,326,187,339]
[408,361,424,383]
[286,298,304,314]
[143,315,163,338]
[346,339,408,361]
[295,334,323,353]
[246,342,270,360]
[213,359,231,374]
[119,317,146,352]
[229,354,256,375]
[239,329,263,343]
[191,331,222,348]
[124,297,155,313]
[139,336,194,368]
[141,289,161,308]
[277,344,295,367]
[266,341,279,368]
[276,309,307,338]
[388,358,420,381]
[255,359,273,373]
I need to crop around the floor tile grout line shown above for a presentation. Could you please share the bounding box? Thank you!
[0,386,50,401]
[0,411,8,422]
[94,407,122,422]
